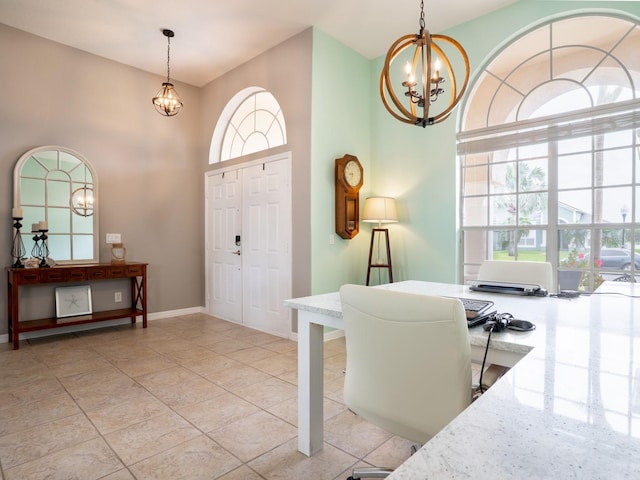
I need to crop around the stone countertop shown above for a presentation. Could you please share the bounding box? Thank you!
[286,280,640,478]
[386,281,640,479]
[284,291,343,318]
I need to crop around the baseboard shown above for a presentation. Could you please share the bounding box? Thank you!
[289,328,344,343]
[0,306,343,345]
[1,306,205,344]
[322,328,345,342]
[147,306,204,320]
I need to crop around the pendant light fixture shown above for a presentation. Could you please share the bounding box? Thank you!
[152,29,183,116]
[380,0,469,127]
[70,164,94,217]
[70,185,94,217]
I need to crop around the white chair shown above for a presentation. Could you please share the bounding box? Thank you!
[477,260,554,291]
[339,284,473,480]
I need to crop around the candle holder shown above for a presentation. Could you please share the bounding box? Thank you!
[11,216,26,268]
[38,229,50,268]
[31,230,42,265]
[30,229,50,268]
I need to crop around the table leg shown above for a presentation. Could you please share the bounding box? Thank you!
[8,279,20,350]
[130,277,137,324]
[297,311,325,456]
[130,271,147,328]
[141,268,147,328]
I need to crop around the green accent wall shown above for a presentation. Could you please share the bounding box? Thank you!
[310,29,373,293]
[310,0,640,292]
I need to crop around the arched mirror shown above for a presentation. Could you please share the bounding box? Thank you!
[13,146,99,264]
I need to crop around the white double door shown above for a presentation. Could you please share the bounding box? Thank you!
[205,153,292,337]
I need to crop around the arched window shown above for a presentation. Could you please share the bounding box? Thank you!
[210,87,287,164]
[459,13,640,291]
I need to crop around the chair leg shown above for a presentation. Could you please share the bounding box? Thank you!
[348,467,393,479]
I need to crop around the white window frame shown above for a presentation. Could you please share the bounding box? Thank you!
[458,14,640,290]
[209,87,287,164]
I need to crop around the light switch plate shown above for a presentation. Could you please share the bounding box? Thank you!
[106,233,121,244]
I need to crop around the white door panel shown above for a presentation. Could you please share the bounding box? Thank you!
[205,154,291,337]
[207,171,242,323]
[242,159,291,336]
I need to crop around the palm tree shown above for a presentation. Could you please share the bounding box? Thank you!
[499,162,547,256]
[562,228,589,250]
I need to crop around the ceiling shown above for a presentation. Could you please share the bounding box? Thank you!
[0,0,517,87]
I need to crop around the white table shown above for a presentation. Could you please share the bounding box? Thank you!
[285,280,640,478]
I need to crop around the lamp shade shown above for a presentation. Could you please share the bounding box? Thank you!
[362,197,398,224]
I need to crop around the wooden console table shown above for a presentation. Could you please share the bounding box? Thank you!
[7,262,147,349]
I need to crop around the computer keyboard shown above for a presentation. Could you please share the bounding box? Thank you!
[460,298,493,316]
[453,297,494,328]
[445,297,495,327]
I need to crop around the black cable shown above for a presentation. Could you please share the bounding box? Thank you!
[580,291,640,298]
[478,322,494,395]
[551,290,640,299]
[550,290,581,298]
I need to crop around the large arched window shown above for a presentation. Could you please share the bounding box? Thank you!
[209,87,287,164]
[459,13,640,291]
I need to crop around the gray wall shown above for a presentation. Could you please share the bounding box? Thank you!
[0,24,313,335]
[0,24,203,329]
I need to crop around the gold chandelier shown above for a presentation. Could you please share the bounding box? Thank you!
[380,0,469,127]
[152,29,183,116]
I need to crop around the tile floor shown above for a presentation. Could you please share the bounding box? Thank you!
[0,314,482,480]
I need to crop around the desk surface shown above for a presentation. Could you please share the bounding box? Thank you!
[286,280,640,478]
[285,281,540,358]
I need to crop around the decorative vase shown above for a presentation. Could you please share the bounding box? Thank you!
[110,243,126,265]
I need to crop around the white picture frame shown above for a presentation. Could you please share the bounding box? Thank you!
[55,285,93,318]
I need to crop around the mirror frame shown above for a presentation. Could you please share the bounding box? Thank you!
[13,145,100,265]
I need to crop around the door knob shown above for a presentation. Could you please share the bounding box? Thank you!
[232,250,241,256]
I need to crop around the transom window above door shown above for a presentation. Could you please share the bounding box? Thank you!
[210,87,287,164]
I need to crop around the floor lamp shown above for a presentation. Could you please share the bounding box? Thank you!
[363,197,398,285]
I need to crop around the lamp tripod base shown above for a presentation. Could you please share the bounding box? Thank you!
[366,228,393,286]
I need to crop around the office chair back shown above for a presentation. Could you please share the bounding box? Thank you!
[478,260,554,291]
[339,284,472,444]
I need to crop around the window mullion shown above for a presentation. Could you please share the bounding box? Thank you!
[547,141,559,287]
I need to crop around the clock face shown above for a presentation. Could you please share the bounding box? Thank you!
[344,160,362,187]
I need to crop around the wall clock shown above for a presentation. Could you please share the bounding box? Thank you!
[335,154,364,239]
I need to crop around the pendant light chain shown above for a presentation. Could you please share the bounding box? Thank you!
[166,33,171,83]
[419,0,425,34]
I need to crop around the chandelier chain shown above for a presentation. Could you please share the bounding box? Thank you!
[419,0,425,33]
[166,35,171,82]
